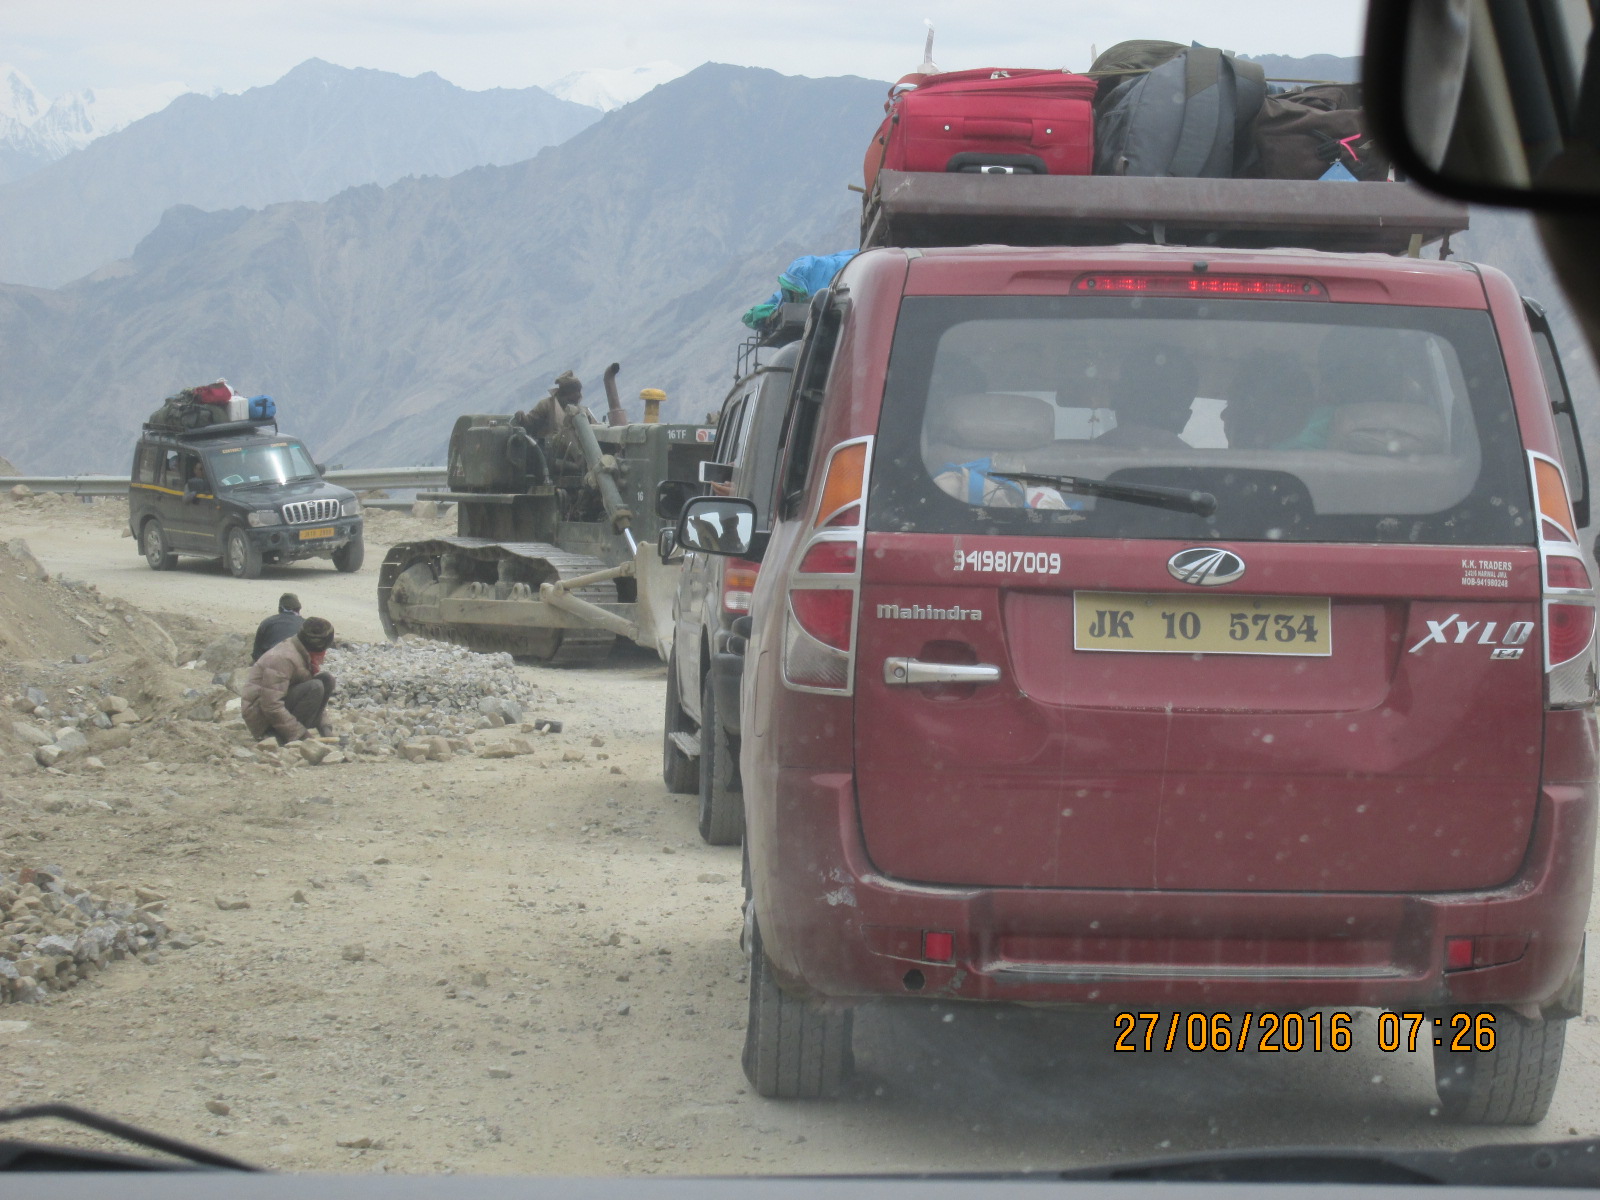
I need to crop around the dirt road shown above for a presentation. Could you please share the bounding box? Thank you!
[4,496,1600,1176]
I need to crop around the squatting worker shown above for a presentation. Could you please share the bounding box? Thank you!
[241,617,337,743]
[252,592,303,662]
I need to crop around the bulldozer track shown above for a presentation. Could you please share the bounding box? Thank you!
[379,538,622,668]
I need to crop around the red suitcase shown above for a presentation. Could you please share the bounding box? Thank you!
[864,68,1097,189]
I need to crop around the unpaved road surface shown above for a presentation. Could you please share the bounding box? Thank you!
[4,494,1600,1176]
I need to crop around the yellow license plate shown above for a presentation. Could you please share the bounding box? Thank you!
[1074,591,1331,656]
[297,526,336,541]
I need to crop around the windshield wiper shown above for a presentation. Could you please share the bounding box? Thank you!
[0,1103,261,1172]
[992,471,1217,518]
[1049,1138,1600,1188]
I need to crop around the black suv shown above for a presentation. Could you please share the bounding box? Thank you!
[130,419,364,579]
[662,340,796,844]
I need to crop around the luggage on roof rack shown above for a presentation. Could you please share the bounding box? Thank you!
[859,171,1468,255]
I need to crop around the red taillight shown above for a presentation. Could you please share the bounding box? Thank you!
[790,589,853,651]
[1546,555,1591,591]
[721,558,759,614]
[1444,937,1474,971]
[798,541,857,575]
[1547,603,1596,667]
[1074,273,1326,298]
[922,931,954,963]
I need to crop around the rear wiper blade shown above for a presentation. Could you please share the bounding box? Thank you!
[993,471,1217,518]
[0,1103,261,1172]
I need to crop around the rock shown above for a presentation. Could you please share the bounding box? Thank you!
[562,749,585,763]
[399,743,429,763]
[477,744,518,759]
[88,725,134,752]
[82,756,105,772]
[411,500,438,520]
[185,704,216,722]
[255,737,279,752]
[99,695,129,715]
[135,887,167,904]
[90,712,112,730]
[10,484,33,499]
[214,896,250,911]
[509,737,537,755]
[425,737,452,762]
[34,744,64,767]
[696,873,728,884]
[486,1067,511,1079]
[298,740,330,765]
[223,697,242,716]
[340,944,365,962]
[23,687,47,709]
[12,721,52,747]
[231,748,256,761]
[290,889,308,905]
[590,735,606,748]
[616,1003,631,1016]
[166,933,200,950]
[206,1099,231,1116]
[109,710,140,726]
[199,634,249,672]
[336,1136,373,1150]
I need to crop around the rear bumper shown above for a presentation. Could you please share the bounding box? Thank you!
[751,718,1597,1012]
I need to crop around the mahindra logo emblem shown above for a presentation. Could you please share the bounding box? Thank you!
[1167,547,1245,587]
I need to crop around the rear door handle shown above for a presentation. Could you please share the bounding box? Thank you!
[883,657,1001,686]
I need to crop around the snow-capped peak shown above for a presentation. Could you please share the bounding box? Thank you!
[0,64,48,126]
[545,61,687,112]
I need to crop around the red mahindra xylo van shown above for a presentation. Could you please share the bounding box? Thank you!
[677,242,1598,1123]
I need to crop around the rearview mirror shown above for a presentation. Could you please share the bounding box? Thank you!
[1365,0,1600,210]
[655,478,698,521]
[677,496,761,559]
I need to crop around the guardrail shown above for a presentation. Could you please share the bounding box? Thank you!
[5,466,449,497]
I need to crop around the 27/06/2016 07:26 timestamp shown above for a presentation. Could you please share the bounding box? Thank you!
[1113,1011,1499,1053]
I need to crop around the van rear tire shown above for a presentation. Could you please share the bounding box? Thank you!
[741,917,853,1099]
[661,651,698,795]
[225,527,263,580]
[142,520,177,571]
[697,673,744,845]
[1432,1008,1566,1125]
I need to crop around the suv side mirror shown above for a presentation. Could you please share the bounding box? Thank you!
[315,462,326,477]
[657,527,678,560]
[655,478,698,521]
[1364,0,1600,211]
[676,496,763,560]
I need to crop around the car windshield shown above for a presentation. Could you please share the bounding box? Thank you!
[8,0,1600,1188]
[207,440,318,488]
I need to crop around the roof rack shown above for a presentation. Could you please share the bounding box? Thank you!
[734,301,809,381]
[860,172,1469,256]
[142,417,279,439]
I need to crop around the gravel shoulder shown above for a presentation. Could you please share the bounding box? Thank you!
[4,495,1600,1175]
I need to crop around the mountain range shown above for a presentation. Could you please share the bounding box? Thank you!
[0,59,600,289]
[0,64,882,473]
[0,63,194,186]
[0,58,1593,484]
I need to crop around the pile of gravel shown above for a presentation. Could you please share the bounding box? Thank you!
[1,866,171,1004]
[325,638,538,739]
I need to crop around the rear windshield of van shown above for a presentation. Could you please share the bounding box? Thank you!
[869,296,1535,546]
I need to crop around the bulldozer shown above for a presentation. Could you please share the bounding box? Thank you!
[377,365,715,666]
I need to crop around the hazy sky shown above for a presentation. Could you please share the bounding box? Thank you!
[4,1,1368,97]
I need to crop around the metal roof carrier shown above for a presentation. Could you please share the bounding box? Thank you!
[142,417,279,439]
[860,172,1469,256]
[734,300,809,381]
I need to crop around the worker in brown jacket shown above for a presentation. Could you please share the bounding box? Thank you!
[241,617,337,743]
